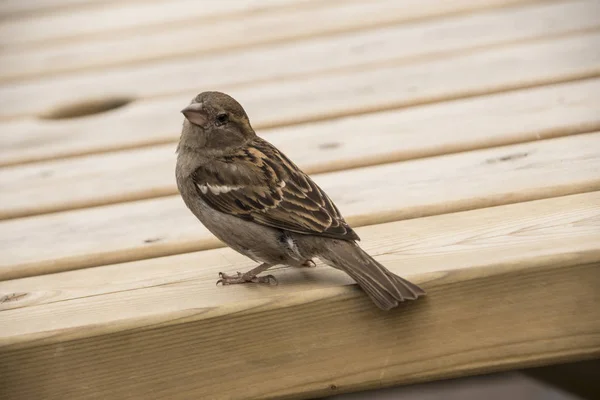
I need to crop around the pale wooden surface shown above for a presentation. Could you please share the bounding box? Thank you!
[0,0,316,44]
[1,2,600,121]
[3,192,600,341]
[1,1,599,399]
[2,30,599,166]
[0,0,545,82]
[2,78,600,220]
[1,230,598,399]
[2,194,600,398]
[0,0,106,17]
[2,132,600,280]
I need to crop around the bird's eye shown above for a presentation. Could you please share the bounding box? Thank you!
[216,113,229,125]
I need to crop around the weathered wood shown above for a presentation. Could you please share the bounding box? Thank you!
[2,31,600,167]
[0,0,107,18]
[0,0,315,43]
[1,133,599,280]
[1,193,599,399]
[2,78,600,220]
[0,0,574,82]
[1,4,599,120]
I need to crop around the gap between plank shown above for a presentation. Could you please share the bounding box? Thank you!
[0,0,552,50]
[2,123,600,221]
[2,72,598,170]
[0,0,558,81]
[0,0,347,47]
[2,191,598,314]
[0,0,330,29]
[0,0,182,19]
[4,75,599,220]
[138,26,600,103]
[3,169,599,281]
[1,23,597,122]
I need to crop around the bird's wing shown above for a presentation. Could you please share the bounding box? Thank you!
[191,138,359,241]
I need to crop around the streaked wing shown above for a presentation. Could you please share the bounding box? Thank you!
[191,138,359,241]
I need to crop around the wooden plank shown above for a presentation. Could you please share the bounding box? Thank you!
[2,79,600,220]
[1,193,599,399]
[0,0,108,17]
[0,0,553,82]
[1,191,599,336]
[1,2,599,120]
[0,0,317,46]
[2,31,600,166]
[1,132,599,280]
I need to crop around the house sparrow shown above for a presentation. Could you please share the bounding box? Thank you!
[176,91,425,310]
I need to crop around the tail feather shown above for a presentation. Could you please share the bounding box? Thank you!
[319,240,425,310]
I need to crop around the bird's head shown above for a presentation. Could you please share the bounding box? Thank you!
[179,91,255,154]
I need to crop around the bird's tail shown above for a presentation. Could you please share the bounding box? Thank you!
[318,240,425,310]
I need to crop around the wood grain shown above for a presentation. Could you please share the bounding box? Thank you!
[1,193,599,399]
[0,0,559,82]
[1,191,599,339]
[0,0,108,18]
[2,78,600,220]
[2,31,600,166]
[1,2,599,120]
[0,0,317,46]
[2,1,598,398]
[1,132,599,280]
[1,263,597,400]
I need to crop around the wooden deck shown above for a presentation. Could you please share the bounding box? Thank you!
[1,0,599,399]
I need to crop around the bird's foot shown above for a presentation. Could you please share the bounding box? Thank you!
[216,272,278,286]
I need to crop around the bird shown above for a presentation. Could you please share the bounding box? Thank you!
[175,91,425,310]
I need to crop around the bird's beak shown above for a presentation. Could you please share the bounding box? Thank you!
[181,102,208,127]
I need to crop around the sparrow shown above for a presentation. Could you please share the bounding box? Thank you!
[175,91,425,310]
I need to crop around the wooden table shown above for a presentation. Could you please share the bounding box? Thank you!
[1,0,599,399]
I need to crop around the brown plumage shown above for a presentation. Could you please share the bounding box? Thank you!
[192,138,358,241]
[176,91,425,310]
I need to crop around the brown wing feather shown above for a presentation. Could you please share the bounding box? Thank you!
[191,138,359,241]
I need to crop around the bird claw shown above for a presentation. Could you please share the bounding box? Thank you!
[216,272,278,286]
[216,271,240,286]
